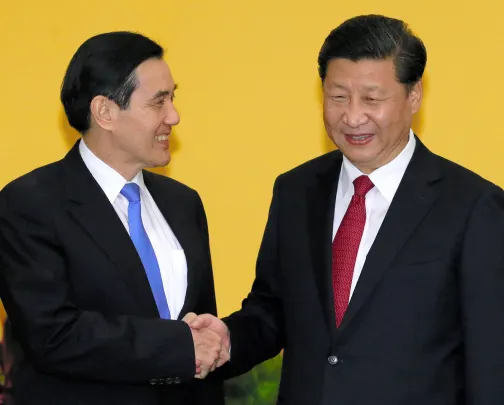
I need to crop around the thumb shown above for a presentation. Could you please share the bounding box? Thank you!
[182,312,198,324]
[190,314,213,329]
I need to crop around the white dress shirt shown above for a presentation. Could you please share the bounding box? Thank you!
[332,130,416,301]
[79,139,187,320]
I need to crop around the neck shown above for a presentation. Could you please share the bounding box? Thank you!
[82,132,141,181]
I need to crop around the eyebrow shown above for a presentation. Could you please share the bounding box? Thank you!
[149,84,178,101]
[363,85,381,92]
[327,83,382,92]
[327,83,348,90]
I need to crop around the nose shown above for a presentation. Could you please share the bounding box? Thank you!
[342,99,368,128]
[164,102,180,126]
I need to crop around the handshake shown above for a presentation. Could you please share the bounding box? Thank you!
[183,313,231,379]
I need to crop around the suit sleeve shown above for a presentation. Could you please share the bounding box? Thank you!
[460,183,504,404]
[0,183,196,385]
[219,178,285,378]
[193,192,218,317]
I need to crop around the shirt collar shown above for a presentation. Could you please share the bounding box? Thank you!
[79,139,145,203]
[340,129,416,203]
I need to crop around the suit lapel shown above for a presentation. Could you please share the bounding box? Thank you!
[143,171,204,320]
[307,151,343,336]
[338,139,442,332]
[63,143,159,317]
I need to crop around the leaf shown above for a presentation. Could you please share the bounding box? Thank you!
[224,354,282,405]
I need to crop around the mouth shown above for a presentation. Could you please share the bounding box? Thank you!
[343,133,374,145]
[154,134,169,142]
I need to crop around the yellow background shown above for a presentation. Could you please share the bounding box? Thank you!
[1,0,504,341]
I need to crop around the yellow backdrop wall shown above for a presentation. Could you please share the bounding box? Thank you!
[1,0,504,341]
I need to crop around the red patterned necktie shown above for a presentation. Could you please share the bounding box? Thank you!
[332,175,374,327]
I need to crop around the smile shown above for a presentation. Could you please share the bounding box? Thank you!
[344,133,374,145]
[351,135,371,141]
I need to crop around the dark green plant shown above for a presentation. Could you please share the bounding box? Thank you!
[224,355,282,405]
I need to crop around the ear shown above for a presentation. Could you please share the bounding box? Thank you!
[89,95,115,131]
[409,80,423,114]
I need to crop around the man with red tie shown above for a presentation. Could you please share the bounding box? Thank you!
[187,14,504,405]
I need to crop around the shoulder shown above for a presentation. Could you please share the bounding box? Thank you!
[0,160,65,215]
[276,150,342,187]
[143,170,201,202]
[434,153,501,195]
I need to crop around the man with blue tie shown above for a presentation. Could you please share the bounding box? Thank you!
[0,31,226,405]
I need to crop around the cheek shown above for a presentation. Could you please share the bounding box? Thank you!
[133,119,159,141]
[367,106,396,130]
[378,100,410,123]
[323,105,344,128]
[120,120,155,151]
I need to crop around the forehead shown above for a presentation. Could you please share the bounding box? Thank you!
[324,58,398,89]
[133,58,175,95]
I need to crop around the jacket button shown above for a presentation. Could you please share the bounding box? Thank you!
[328,355,339,365]
[166,377,173,384]
[149,378,158,385]
[174,377,181,384]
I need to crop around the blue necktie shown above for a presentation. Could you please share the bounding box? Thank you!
[120,183,171,319]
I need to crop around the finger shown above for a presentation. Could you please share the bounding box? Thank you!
[190,314,213,329]
[182,312,197,324]
[210,357,218,372]
[199,355,215,371]
[216,357,229,368]
[195,368,209,379]
[210,346,222,371]
[216,349,230,367]
[190,316,203,329]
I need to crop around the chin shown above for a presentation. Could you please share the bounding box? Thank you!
[155,152,171,167]
[156,158,171,167]
[343,148,377,164]
[144,158,171,170]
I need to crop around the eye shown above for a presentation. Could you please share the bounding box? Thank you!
[151,98,167,109]
[364,96,381,103]
[331,95,347,101]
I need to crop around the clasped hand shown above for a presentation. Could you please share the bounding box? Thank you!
[182,312,230,379]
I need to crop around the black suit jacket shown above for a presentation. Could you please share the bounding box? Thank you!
[222,138,504,405]
[0,143,224,405]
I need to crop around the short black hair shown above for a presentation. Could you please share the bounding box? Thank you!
[318,15,426,92]
[60,31,164,134]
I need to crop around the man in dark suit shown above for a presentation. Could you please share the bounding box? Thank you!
[0,32,227,405]
[187,14,504,404]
